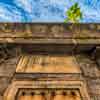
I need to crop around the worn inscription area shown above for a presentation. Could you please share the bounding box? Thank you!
[17,89,81,100]
[16,55,81,73]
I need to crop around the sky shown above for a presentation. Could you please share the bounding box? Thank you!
[0,0,100,22]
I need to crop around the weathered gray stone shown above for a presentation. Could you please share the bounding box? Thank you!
[75,55,100,77]
[0,57,19,77]
[0,77,10,95]
[87,78,100,100]
[0,23,100,44]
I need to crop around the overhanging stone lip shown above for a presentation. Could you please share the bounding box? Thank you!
[14,73,82,80]
[0,23,99,53]
[0,38,100,45]
[4,80,91,100]
[0,23,100,38]
[0,23,100,44]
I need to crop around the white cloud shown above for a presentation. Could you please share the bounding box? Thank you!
[14,0,33,13]
[0,3,22,22]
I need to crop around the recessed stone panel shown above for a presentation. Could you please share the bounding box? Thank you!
[16,55,81,73]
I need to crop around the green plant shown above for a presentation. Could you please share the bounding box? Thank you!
[64,2,83,23]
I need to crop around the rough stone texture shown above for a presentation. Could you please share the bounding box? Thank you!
[0,23,99,38]
[1,52,100,100]
[0,58,19,77]
[0,23,100,99]
[75,54,100,99]
[0,50,100,99]
[0,45,21,98]
[87,79,100,95]
[75,54,100,78]
[0,23,100,45]
[0,77,10,95]
[87,79,100,100]
[0,57,19,96]
[0,45,21,77]
[16,55,81,73]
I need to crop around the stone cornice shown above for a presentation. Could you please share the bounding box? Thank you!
[0,23,100,44]
[0,23,100,37]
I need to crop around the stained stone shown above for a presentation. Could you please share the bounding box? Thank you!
[0,77,10,95]
[16,55,81,73]
[97,25,100,30]
[89,24,96,30]
[75,55,100,78]
[0,23,100,100]
[0,57,19,77]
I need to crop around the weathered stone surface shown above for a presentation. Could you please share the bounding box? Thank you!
[17,89,81,100]
[15,73,83,81]
[16,55,81,73]
[0,23,100,99]
[95,46,100,70]
[75,55,100,78]
[0,23,99,37]
[0,45,21,77]
[4,80,90,100]
[0,57,19,77]
[0,45,21,97]
[86,78,100,100]
[0,77,10,95]
[88,80,100,95]
[0,23,100,45]
[75,54,100,99]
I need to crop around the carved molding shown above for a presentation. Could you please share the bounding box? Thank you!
[0,23,100,38]
[17,88,81,100]
[4,80,90,100]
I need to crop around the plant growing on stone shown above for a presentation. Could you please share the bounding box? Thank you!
[64,2,83,35]
[64,2,83,23]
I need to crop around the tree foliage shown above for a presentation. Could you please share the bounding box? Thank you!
[64,2,83,23]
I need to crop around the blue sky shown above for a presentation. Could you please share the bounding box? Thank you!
[0,0,100,22]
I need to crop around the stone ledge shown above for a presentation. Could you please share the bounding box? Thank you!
[0,23,100,38]
[0,38,100,45]
[4,80,90,100]
[0,23,100,45]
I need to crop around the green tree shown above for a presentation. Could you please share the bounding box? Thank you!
[64,3,83,23]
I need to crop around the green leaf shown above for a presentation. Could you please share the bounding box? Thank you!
[64,2,83,23]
